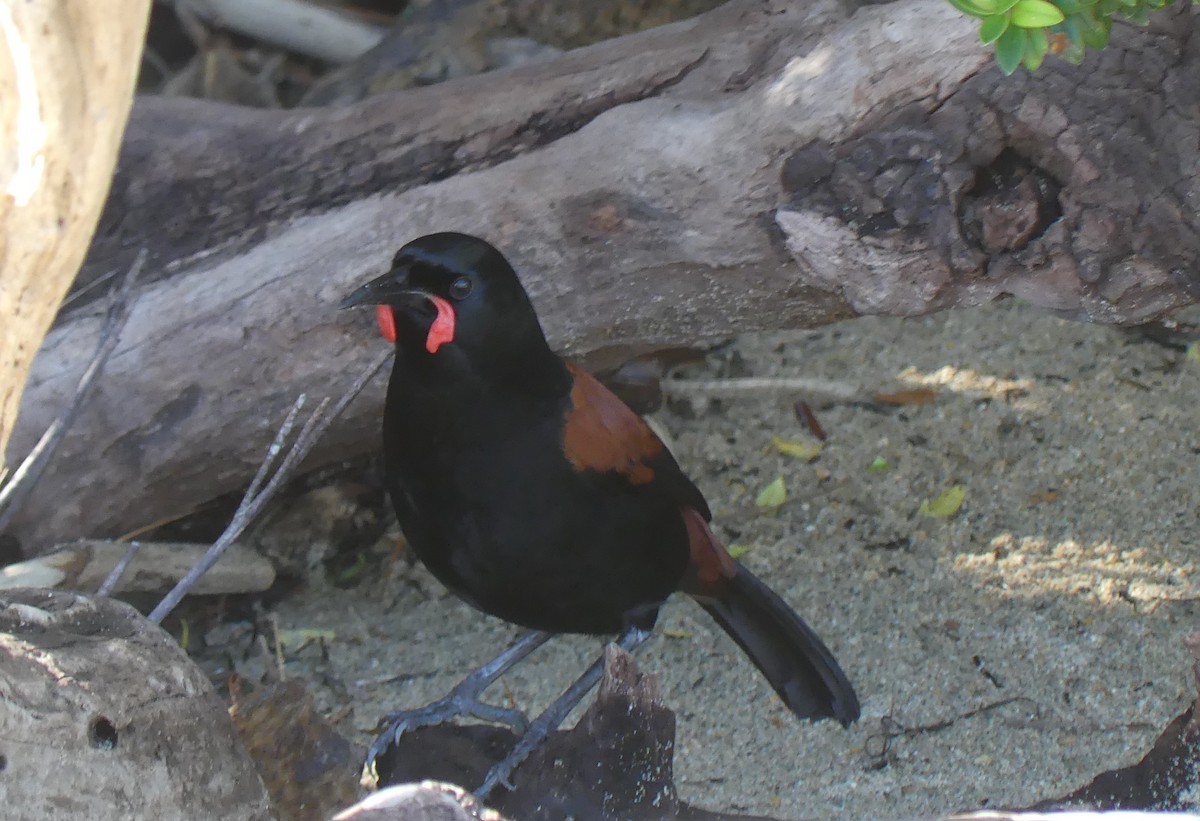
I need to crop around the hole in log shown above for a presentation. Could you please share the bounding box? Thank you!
[89,717,119,750]
[960,148,1062,254]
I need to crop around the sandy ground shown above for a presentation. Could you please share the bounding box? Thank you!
[261,298,1199,819]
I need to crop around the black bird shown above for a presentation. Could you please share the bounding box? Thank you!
[342,232,860,792]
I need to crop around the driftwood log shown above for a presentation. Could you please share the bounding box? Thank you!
[6,0,1200,549]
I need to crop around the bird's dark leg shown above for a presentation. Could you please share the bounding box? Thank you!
[475,625,651,799]
[365,629,552,769]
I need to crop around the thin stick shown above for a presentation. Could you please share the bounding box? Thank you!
[96,541,144,597]
[243,394,307,506]
[146,393,309,623]
[57,266,119,312]
[0,250,147,531]
[661,376,866,402]
[147,347,391,623]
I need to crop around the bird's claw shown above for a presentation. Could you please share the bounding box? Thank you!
[475,761,518,800]
[364,691,531,772]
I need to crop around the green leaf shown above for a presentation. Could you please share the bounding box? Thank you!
[1011,0,1066,26]
[867,456,890,473]
[1059,14,1085,45]
[920,485,966,519]
[1023,27,1049,69]
[1060,40,1086,63]
[1186,342,1200,363]
[334,552,368,584]
[772,435,822,461]
[728,544,752,559]
[995,25,1027,74]
[980,13,1011,43]
[948,0,1002,16]
[1123,5,1150,23]
[1081,14,1112,47]
[755,476,787,509]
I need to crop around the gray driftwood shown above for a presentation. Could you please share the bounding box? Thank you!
[6,0,1199,548]
[0,539,275,596]
[0,589,272,819]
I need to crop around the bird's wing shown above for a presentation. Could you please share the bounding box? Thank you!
[563,363,743,599]
[561,361,711,520]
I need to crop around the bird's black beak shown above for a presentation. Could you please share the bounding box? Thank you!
[340,269,429,309]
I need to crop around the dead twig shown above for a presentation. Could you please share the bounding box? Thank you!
[866,697,1036,770]
[146,347,392,623]
[96,541,143,597]
[662,376,866,402]
[0,251,147,534]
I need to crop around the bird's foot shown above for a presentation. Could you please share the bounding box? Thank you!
[364,630,552,773]
[365,688,531,769]
[475,626,651,800]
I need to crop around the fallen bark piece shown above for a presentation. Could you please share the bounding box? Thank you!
[372,645,778,820]
[232,678,367,821]
[0,588,272,820]
[0,539,275,595]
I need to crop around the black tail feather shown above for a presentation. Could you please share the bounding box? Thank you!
[695,562,860,726]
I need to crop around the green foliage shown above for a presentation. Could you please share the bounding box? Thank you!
[948,0,1185,75]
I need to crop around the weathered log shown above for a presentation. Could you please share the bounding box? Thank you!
[6,0,1199,548]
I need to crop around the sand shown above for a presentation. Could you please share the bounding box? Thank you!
[265,298,1199,819]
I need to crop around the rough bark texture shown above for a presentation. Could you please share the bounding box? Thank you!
[6,0,1199,548]
[0,1,150,471]
[0,589,272,819]
[373,645,779,820]
[232,679,367,821]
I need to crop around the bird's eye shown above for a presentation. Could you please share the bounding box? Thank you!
[448,276,473,300]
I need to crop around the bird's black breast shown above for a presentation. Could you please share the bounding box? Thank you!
[382,366,689,635]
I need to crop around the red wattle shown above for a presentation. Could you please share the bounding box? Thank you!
[425,296,456,354]
[375,304,397,343]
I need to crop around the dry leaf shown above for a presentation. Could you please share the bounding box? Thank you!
[771,435,822,461]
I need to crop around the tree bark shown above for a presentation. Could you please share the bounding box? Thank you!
[6,0,1198,549]
[0,1,150,472]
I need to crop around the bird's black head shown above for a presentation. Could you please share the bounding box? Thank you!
[341,232,552,376]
